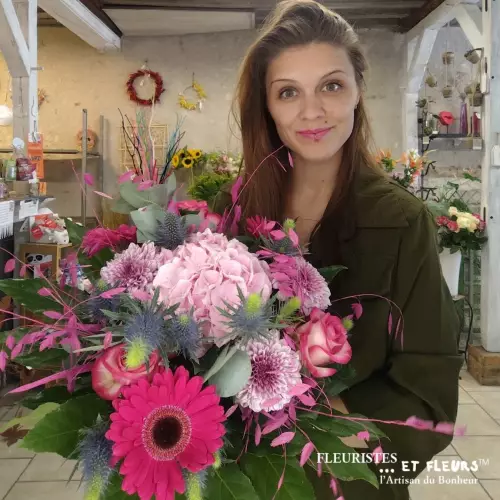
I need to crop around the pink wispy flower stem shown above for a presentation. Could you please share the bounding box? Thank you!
[225,145,285,223]
[331,293,405,344]
[296,407,460,436]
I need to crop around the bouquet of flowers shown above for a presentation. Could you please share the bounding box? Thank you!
[0,173,464,500]
[376,149,428,190]
[436,206,487,253]
[171,147,204,170]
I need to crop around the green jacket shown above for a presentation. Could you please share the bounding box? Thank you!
[216,165,462,499]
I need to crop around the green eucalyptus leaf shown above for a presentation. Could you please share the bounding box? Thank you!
[111,197,135,215]
[207,348,251,397]
[130,205,165,243]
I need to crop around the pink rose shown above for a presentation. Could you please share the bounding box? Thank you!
[91,344,160,400]
[447,221,459,233]
[297,308,352,378]
[436,216,449,227]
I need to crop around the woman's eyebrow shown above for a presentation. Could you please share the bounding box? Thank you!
[270,69,346,85]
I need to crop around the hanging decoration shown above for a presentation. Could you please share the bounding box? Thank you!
[178,75,207,111]
[126,69,165,106]
[38,89,48,108]
[76,129,97,151]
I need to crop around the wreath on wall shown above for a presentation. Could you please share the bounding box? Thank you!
[178,77,207,111]
[126,69,165,106]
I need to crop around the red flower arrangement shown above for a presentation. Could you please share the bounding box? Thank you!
[126,69,165,106]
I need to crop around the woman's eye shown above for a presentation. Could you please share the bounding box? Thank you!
[279,88,297,100]
[323,82,341,92]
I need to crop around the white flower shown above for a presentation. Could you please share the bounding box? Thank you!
[449,207,459,217]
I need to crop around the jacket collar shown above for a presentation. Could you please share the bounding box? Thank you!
[353,165,412,229]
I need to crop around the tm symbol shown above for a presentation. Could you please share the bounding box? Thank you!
[479,459,490,467]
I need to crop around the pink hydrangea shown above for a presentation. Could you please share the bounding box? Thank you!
[153,229,272,346]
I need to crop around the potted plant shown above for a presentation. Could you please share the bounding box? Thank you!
[435,207,487,296]
[376,149,428,191]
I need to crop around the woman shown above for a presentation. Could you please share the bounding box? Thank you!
[219,1,462,498]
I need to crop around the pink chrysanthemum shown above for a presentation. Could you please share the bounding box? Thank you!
[106,366,226,500]
[101,242,172,292]
[236,332,302,412]
[269,255,331,315]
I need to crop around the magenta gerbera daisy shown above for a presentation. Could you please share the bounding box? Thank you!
[269,254,331,315]
[106,366,226,500]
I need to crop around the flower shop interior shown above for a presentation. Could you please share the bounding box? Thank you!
[0,0,499,499]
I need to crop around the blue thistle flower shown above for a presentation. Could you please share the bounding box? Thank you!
[263,236,301,256]
[87,280,120,323]
[78,421,114,500]
[166,314,200,359]
[155,211,187,250]
[216,288,280,345]
[124,309,168,368]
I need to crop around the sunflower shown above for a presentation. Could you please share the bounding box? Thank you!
[182,157,194,169]
[192,149,202,159]
[171,154,180,168]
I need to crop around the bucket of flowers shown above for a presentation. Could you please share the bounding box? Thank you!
[435,207,487,296]
[0,171,465,500]
[376,149,429,190]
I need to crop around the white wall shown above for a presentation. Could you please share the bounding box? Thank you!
[0,26,405,196]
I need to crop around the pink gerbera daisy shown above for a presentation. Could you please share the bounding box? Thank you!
[106,366,226,500]
[269,255,331,315]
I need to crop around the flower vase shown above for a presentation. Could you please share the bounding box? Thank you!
[439,248,462,297]
[459,102,468,135]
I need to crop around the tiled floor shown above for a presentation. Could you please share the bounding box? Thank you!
[0,370,499,499]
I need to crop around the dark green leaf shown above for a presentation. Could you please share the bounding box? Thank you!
[318,266,347,283]
[101,472,140,500]
[64,218,86,246]
[0,327,31,350]
[304,427,379,487]
[0,279,63,314]
[21,385,94,410]
[240,453,315,500]
[205,463,259,500]
[14,348,68,369]
[20,394,111,458]
[309,413,386,440]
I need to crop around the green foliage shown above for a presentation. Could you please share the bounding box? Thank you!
[0,402,59,433]
[188,172,233,208]
[318,265,347,284]
[240,454,315,500]
[208,349,251,397]
[205,463,259,499]
[14,348,68,369]
[21,383,94,410]
[20,394,111,458]
[0,278,63,314]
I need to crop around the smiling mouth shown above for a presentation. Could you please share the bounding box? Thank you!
[297,128,332,142]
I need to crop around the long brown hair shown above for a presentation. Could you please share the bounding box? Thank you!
[234,0,376,262]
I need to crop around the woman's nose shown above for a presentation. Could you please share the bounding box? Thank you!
[299,93,326,121]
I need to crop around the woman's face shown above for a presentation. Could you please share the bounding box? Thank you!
[266,43,360,164]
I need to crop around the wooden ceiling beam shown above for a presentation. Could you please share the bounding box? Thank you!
[399,0,445,32]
